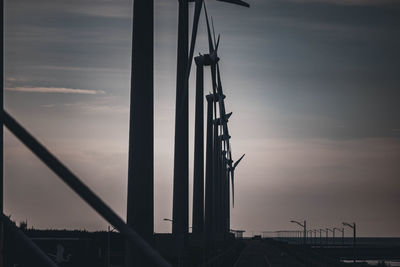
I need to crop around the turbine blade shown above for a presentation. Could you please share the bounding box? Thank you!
[234,153,245,168]
[215,34,220,52]
[204,3,214,54]
[217,64,223,91]
[217,0,250,8]
[211,16,217,48]
[187,0,203,79]
[231,170,235,207]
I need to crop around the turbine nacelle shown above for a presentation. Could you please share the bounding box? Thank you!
[218,134,231,141]
[195,53,219,66]
[213,112,232,125]
[205,93,220,103]
[216,93,226,101]
[188,0,248,78]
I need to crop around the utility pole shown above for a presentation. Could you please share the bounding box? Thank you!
[126,0,154,266]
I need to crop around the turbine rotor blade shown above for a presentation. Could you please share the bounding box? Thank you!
[216,63,223,92]
[204,3,214,54]
[231,170,235,207]
[215,34,221,52]
[234,153,245,168]
[187,0,203,78]
[211,16,217,48]
[217,0,250,8]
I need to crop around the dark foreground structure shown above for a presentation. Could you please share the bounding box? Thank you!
[3,229,245,267]
[0,0,250,266]
[4,1,397,267]
[4,228,400,267]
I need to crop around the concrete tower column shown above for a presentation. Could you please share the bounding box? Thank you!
[126,0,154,265]
[192,56,204,234]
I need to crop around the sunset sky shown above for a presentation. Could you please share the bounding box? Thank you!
[3,0,400,236]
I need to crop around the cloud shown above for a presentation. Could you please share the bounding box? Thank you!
[6,87,105,95]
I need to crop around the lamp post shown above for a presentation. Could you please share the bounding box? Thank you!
[335,227,345,245]
[333,227,342,245]
[313,229,317,245]
[325,228,330,244]
[327,228,337,244]
[308,230,313,245]
[343,222,356,264]
[291,220,306,245]
[319,229,327,245]
[326,228,335,246]
[107,225,117,267]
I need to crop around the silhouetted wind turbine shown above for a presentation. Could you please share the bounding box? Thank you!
[192,54,206,234]
[228,154,245,206]
[203,8,249,234]
[173,0,249,241]
[205,10,234,169]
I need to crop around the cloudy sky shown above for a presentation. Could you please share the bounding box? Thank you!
[3,0,400,237]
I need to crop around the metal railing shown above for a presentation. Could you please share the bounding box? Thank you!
[1,110,171,267]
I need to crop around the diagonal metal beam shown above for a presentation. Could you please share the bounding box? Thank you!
[1,110,171,267]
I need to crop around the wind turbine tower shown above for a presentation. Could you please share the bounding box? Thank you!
[126,0,153,266]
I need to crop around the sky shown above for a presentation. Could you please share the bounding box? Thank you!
[3,0,400,237]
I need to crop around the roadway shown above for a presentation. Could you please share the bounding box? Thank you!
[234,239,305,267]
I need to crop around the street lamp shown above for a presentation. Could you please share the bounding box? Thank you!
[313,229,317,245]
[308,230,313,244]
[319,229,327,245]
[335,227,345,245]
[327,228,334,245]
[291,220,306,245]
[343,222,356,264]
[333,227,342,245]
